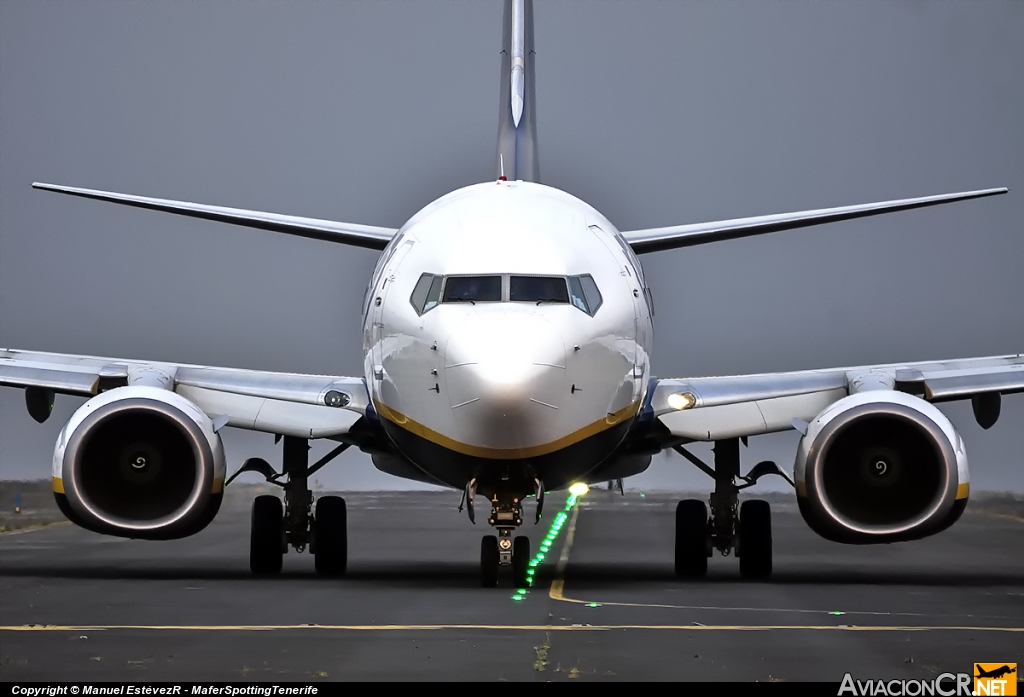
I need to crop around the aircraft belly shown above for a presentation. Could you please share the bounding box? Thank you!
[376,411,635,494]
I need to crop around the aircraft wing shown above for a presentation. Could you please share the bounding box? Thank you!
[621,188,1008,254]
[0,348,370,440]
[32,183,397,251]
[648,354,1024,442]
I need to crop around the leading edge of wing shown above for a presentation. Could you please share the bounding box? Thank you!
[622,187,1008,255]
[652,354,1024,413]
[649,354,1023,442]
[32,182,397,251]
[0,348,369,439]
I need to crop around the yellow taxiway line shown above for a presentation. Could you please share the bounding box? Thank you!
[2,624,1021,633]
[546,496,1020,625]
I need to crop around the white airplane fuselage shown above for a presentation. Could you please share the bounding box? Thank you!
[361,180,654,498]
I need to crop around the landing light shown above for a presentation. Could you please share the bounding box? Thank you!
[323,390,350,408]
[667,392,697,410]
[568,482,589,497]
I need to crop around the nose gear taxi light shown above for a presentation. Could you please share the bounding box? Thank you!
[568,482,589,497]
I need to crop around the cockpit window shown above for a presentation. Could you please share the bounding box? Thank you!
[442,275,502,303]
[410,273,444,315]
[569,274,603,316]
[509,276,569,304]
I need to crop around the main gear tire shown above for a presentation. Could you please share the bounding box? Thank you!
[675,499,709,578]
[313,495,347,577]
[738,499,772,580]
[250,495,284,575]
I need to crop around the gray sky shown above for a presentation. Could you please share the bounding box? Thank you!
[1,1,1021,493]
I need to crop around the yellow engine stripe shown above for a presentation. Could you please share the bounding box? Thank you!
[956,482,969,500]
[52,477,64,494]
[373,399,641,460]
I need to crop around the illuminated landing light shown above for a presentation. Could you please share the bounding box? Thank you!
[510,492,581,601]
[667,392,697,410]
[568,482,589,497]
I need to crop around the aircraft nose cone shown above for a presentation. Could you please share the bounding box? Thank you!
[444,313,566,451]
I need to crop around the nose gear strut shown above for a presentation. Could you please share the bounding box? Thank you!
[475,492,531,588]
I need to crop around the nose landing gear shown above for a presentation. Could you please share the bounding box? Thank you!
[478,495,531,587]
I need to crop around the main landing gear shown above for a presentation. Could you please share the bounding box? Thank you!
[672,438,793,580]
[467,484,532,588]
[227,436,351,576]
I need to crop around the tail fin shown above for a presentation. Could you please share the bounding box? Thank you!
[496,0,539,182]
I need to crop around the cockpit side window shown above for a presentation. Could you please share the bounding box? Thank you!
[568,276,589,313]
[509,276,569,304]
[569,274,603,316]
[410,273,444,315]
[580,275,603,314]
[442,275,502,303]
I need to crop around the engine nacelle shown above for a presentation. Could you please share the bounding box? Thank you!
[794,390,969,543]
[52,386,226,539]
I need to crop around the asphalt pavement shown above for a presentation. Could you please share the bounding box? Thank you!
[1,487,1021,681]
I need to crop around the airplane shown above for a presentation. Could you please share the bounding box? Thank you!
[975,666,1017,680]
[1,0,1021,588]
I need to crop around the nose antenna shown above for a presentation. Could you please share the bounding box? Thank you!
[499,154,507,182]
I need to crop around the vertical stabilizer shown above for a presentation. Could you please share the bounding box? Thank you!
[496,0,539,182]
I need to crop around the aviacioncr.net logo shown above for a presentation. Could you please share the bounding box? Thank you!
[839,673,973,696]
[974,664,1017,696]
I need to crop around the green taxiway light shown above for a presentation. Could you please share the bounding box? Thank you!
[510,491,583,601]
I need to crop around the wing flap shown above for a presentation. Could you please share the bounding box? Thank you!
[622,188,1008,254]
[33,183,397,251]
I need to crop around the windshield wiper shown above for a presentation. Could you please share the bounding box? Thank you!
[535,298,565,305]
[446,297,476,305]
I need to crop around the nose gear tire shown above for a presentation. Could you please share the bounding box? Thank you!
[480,535,499,587]
[675,499,709,578]
[250,495,284,575]
[738,499,772,579]
[512,535,530,588]
[313,495,347,576]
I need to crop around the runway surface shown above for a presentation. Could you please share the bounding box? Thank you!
[1,488,1022,681]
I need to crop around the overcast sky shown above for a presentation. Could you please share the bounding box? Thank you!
[1,1,1021,493]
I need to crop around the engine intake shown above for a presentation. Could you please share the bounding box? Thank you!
[795,391,967,543]
[54,386,226,539]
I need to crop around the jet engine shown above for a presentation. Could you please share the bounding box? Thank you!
[794,390,968,543]
[52,386,226,539]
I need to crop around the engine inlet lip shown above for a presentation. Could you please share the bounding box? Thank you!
[62,397,214,532]
[806,402,957,537]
